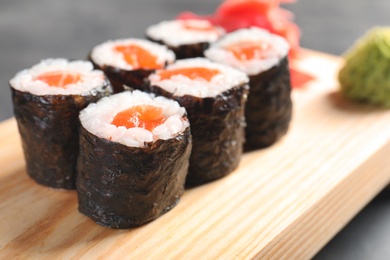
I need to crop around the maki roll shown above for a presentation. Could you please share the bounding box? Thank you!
[146,19,225,59]
[90,38,175,93]
[77,90,191,228]
[9,59,112,189]
[147,58,249,187]
[205,27,292,150]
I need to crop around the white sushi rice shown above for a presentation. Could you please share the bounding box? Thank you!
[204,27,290,76]
[146,19,225,47]
[79,90,189,147]
[10,59,107,96]
[90,38,175,71]
[148,58,248,98]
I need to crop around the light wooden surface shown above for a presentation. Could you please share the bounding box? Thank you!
[2,50,390,259]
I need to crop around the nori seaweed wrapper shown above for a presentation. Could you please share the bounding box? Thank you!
[10,83,113,189]
[145,83,249,187]
[89,57,154,93]
[76,124,191,229]
[244,56,292,151]
[146,36,209,59]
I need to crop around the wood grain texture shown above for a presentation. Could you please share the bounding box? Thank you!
[1,50,390,259]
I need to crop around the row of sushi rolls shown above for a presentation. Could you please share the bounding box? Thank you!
[10,15,294,228]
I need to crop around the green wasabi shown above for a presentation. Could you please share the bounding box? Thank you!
[338,27,390,107]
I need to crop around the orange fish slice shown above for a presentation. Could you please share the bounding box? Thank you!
[35,71,81,88]
[114,44,161,70]
[226,41,272,60]
[157,67,220,81]
[111,105,166,131]
[182,20,217,32]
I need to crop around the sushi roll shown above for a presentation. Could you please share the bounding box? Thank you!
[205,27,292,150]
[146,19,225,59]
[90,38,175,93]
[9,59,113,189]
[146,58,249,187]
[77,90,191,228]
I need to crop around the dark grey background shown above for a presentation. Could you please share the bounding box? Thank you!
[1,1,390,259]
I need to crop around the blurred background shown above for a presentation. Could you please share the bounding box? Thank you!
[1,0,390,258]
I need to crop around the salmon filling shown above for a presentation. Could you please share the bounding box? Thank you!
[114,44,161,70]
[111,105,166,131]
[35,71,81,88]
[225,41,272,60]
[157,67,220,81]
[182,20,218,32]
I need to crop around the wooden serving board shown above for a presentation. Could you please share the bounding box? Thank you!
[2,50,390,259]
